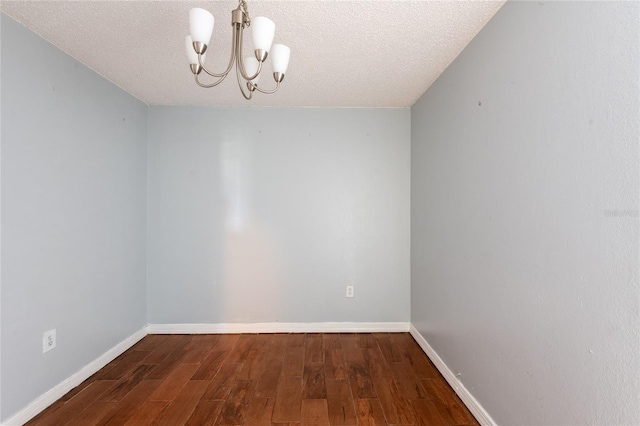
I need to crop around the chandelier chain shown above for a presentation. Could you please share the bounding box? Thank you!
[239,0,251,27]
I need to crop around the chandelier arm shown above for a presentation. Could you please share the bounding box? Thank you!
[250,80,281,95]
[198,24,239,78]
[194,72,229,88]
[235,59,253,100]
[236,27,263,81]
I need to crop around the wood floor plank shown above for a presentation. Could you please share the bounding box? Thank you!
[373,378,415,425]
[59,377,97,402]
[111,346,152,365]
[376,335,405,363]
[355,333,378,348]
[282,347,304,376]
[411,399,448,425]
[325,349,347,380]
[272,376,302,422]
[181,334,219,351]
[244,397,275,426]
[364,348,393,378]
[171,335,198,347]
[145,348,188,380]
[139,345,176,366]
[268,334,289,361]
[152,380,209,425]
[427,396,458,426]
[185,400,225,426]
[339,334,359,351]
[181,343,215,364]
[141,335,190,364]
[225,334,258,364]
[92,363,126,383]
[325,379,356,425]
[304,334,324,365]
[340,335,368,365]
[214,334,240,351]
[421,378,478,425]
[255,359,283,397]
[390,362,429,400]
[122,400,169,425]
[285,333,305,347]
[177,335,198,349]
[58,376,97,401]
[129,335,169,352]
[66,401,118,426]
[346,363,376,399]
[404,348,440,379]
[97,379,163,425]
[302,364,327,399]
[202,362,244,400]
[215,380,256,425]
[322,333,342,349]
[391,333,420,352]
[94,349,150,381]
[355,399,387,426]
[254,333,274,349]
[238,347,267,380]
[149,363,200,401]
[301,399,330,425]
[98,364,156,402]
[191,350,231,380]
[342,345,366,364]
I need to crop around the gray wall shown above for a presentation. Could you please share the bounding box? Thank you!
[1,14,148,421]
[147,107,410,324]
[411,1,639,425]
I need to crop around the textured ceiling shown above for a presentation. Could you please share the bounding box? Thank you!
[1,1,504,107]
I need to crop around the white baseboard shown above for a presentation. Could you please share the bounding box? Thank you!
[148,321,410,334]
[2,326,148,426]
[409,324,496,426]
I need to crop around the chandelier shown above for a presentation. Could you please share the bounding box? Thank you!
[184,0,291,100]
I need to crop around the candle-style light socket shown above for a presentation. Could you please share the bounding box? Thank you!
[193,41,207,55]
[255,49,268,62]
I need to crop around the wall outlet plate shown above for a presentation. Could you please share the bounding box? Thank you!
[346,285,355,298]
[43,329,56,353]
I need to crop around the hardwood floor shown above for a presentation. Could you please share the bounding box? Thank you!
[26,333,479,425]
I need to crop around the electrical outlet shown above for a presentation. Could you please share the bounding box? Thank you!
[346,285,355,298]
[43,329,56,353]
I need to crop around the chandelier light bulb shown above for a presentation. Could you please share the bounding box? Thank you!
[251,17,275,55]
[270,44,290,75]
[189,8,214,47]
